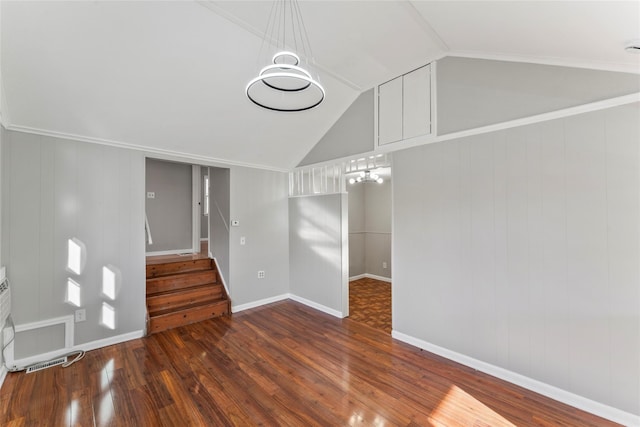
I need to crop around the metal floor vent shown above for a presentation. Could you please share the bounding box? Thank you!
[26,356,67,373]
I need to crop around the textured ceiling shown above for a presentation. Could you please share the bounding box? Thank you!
[1,1,638,170]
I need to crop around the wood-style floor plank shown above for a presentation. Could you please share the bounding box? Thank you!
[0,300,620,426]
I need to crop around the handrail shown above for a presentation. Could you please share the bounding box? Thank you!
[145,212,153,245]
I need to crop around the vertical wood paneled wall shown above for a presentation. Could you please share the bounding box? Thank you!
[1,131,146,356]
[393,103,639,415]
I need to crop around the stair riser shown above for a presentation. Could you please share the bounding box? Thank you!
[147,271,217,294]
[146,259,212,278]
[148,287,224,315]
[149,301,229,334]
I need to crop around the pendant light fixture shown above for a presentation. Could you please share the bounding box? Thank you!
[246,0,325,112]
[349,170,384,185]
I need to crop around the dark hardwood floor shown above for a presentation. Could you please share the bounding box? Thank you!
[0,300,618,426]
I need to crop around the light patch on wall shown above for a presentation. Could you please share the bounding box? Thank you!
[101,265,120,300]
[67,238,86,275]
[66,278,82,307]
[100,302,116,330]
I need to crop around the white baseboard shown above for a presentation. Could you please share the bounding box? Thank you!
[199,238,209,242]
[288,294,344,318]
[391,330,640,427]
[145,249,194,256]
[232,293,345,319]
[0,365,7,390]
[9,330,144,371]
[232,294,289,313]
[349,273,392,283]
[211,257,230,297]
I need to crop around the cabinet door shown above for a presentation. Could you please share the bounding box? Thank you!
[378,76,403,146]
[403,64,431,140]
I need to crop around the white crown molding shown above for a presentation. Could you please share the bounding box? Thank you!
[392,330,640,427]
[449,50,640,75]
[4,124,290,173]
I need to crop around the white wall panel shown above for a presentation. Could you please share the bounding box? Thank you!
[2,131,146,357]
[393,103,640,416]
[289,194,347,315]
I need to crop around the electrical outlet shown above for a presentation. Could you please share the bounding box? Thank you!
[257,270,265,279]
[146,192,155,199]
[75,309,86,323]
[231,220,239,226]
[383,262,387,269]
[240,236,246,245]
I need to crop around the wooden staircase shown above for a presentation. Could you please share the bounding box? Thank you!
[146,258,230,334]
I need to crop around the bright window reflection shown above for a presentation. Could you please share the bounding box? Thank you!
[67,239,82,275]
[66,278,82,307]
[101,302,116,330]
[102,266,117,300]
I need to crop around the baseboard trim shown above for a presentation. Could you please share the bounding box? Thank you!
[349,273,392,283]
[0,365,7,390]
[9,330,144,371]
[391,330,640,427]
[145,249,195,257]
[288,294,344,318]
[232,294,289,313]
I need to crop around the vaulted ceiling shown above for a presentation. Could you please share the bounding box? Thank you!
[1,1,638,170]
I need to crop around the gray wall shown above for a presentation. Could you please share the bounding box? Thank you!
[290,194,348,315]
[209,166,230,286]
[348,180,392,279]
[298,89,374,167]
[437,57,640,135]
[348,184,365,277]
[0,126,4,368]
[393,103,640,415]
[145,158,192,253]
[229,167,289,307]
[1,130,146,356]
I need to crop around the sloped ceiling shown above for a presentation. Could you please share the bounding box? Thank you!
[1,1,638,171]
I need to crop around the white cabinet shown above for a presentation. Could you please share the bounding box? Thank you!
[403,64,431,140]
[377,63,431,146]
[377,76,403,145]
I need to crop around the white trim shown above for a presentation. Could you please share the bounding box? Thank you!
[391,331,640,427]
[288,294,344,318]
[5,124,289,173]
[295,92,640,172]
[192,165,201,254]
[349,273,392,283]
[145,249,194,257]
[211,257,230,297]
[0,366,7,390]
[10,330,143,370]
[6,316,75,368]
[232,294,289,313]
[448,51,640,76]
[199,238,209,242]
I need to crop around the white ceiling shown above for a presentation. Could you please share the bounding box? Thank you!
[1,1,638,171]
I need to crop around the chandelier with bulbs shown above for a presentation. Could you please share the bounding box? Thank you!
[246,0,325,112]
[349,170,384,185]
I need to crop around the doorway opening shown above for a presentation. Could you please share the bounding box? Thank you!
[345,164,392,334]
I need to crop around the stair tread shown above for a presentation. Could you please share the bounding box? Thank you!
[147,269,215,281]
[146,282,220,298]
[149,297,228,318]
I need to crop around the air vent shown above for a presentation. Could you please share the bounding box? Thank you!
[26,356,68,373]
